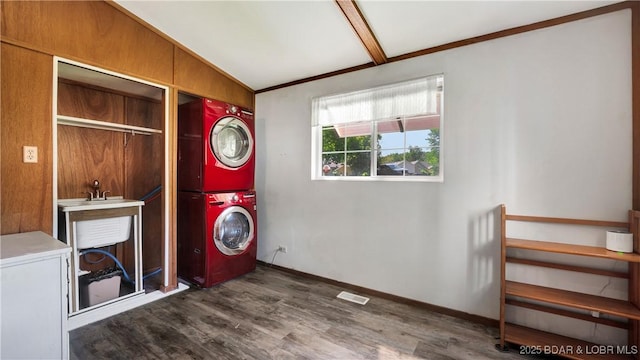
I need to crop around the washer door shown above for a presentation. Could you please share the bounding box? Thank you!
[210,117,253,168]
[213,206,255,255]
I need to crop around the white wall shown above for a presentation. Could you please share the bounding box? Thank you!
[255,10,632,343]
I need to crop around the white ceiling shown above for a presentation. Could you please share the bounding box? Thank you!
[114,0,617,91]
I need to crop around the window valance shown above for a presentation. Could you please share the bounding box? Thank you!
[312,75,442,127]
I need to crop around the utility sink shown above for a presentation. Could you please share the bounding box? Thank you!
[58,197,144,212]
[58,197,145,249]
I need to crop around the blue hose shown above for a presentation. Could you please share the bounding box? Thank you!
[81,248,132,283]
[140,185,162,202]
[143,267,163,279]
[80,249,163,284]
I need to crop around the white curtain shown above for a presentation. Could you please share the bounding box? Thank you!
[312,75,442,127]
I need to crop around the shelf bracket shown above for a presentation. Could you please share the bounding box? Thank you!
[123,131,135,148]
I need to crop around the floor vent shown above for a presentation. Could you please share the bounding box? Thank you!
[337,291,370,305]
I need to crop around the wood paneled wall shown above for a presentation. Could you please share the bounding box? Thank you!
[174,47,254,109]
[0,1,174,84]
[1,0,253,252]
[124,97,164,273]
[0,43,53,234]
[57,82,125,199]
[2,1,253,292]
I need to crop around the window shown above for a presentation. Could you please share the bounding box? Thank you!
[311,75,443,181]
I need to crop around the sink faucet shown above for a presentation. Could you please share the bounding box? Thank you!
[88,179,110,200]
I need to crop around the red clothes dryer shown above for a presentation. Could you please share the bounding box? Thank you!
[178,98,255,192]
[177,190,257,288]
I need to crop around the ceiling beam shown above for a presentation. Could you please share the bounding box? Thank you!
[335,0,387,65]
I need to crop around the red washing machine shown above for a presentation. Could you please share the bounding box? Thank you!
[178,98,255,192]
[177,190,257,288]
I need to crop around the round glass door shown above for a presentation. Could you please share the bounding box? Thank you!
[210,117,253,168]
[213,206,254,255]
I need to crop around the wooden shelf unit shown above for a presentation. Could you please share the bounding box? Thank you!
[498,205,640,359]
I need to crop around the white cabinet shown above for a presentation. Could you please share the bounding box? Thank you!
[0,231,71,360]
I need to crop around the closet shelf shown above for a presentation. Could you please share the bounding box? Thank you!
[506,238,640,262]
[504,323,634,360]
[506,281,640,320]
[57,115,162,136]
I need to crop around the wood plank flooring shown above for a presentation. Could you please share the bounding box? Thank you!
[70,264,531,359]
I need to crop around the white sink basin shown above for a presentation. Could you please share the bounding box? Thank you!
[75,216,132,249]
[58,197,144,212]
[58,197,145,249]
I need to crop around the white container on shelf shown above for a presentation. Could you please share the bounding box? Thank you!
[606,230,634,253]
[81,273,122,307]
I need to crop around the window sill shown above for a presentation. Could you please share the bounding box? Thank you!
[311,175,443,183]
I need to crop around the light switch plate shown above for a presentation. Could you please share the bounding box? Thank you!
[23,146,37,163]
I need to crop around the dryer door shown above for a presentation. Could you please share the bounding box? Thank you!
[213,206,255,255]
[210,117,253,168]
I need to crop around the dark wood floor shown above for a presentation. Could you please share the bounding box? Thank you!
[70,264,530,359]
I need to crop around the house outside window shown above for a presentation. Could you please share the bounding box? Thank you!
[311,75,443,181]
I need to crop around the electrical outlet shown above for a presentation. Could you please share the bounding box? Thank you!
[277,245,288,253]
[23,146,37,163]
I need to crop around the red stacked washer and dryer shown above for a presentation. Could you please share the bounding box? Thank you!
[177,98,257,288]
